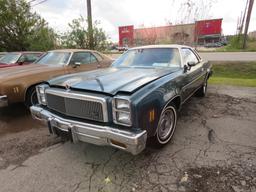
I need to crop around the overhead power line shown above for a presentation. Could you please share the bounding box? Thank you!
[27,0,38,3]
[31,0,48,7]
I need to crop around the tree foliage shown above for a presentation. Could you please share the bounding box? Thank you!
[0,0,56,51]
[61,16,109,51]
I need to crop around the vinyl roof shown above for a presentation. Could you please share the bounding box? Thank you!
[130,44,192,50]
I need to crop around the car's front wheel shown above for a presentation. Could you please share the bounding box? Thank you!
[25,86,38,107]
[149,103,177,148]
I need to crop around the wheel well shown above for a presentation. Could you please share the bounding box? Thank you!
[24,83,42,101]
[168,96,181,110]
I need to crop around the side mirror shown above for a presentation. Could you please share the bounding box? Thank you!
[17,61,24,65]
[187,61,196,67]
[184,65,189,73]
[72,62,81,68]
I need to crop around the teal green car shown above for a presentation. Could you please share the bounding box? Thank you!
[30,45,212,155]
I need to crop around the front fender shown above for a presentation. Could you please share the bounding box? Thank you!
[131,74,182,137]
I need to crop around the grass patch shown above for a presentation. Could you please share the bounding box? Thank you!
[209,61,256,87]
[217,37,256,52]
[217,42,256,52]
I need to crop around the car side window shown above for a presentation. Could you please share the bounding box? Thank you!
[93,52,103,62]
[23,54,40,62]
[70,52,98,65]
[181,48,199,64]
[90,54,98,63]
[18,55,26,62]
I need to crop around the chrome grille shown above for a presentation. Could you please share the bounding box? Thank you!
[46,94,66,114]
[45,89,107,122]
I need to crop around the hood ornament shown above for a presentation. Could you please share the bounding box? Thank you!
[65,83,71,90]
[62,77,83,90]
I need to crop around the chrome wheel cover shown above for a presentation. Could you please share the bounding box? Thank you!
[157,106,177,144]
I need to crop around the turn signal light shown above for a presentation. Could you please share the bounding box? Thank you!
[149,109,155,123]
[110,139,127,149]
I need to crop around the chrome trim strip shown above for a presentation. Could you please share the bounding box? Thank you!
[181,85,202,105]
[46,88,108,122]
[66,52,74,66]
[0,95,8,108]
[30,106,147,155]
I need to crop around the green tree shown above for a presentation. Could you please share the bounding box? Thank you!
[0,0,56,51]
[61,16,109,51]
[28,18,57,51]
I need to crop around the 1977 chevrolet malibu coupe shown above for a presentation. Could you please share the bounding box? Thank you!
[30,45,212,155]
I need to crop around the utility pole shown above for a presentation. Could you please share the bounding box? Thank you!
[240,0,249,34]
[242,0,254,49]
[87,0,94,49]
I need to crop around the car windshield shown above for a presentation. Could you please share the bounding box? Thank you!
[112,48,181,68]
[0,53,21,64]
[35,52,71,65]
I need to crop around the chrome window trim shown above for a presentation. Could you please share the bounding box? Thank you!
[66,52,74,66]
[45,88,108,122]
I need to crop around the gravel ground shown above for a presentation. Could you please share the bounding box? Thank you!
[0,85,255,192]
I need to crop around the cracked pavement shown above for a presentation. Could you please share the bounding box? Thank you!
[0,85,255,192]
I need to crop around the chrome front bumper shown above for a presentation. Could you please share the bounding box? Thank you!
[0,95,8,107]
[30,106,147,155]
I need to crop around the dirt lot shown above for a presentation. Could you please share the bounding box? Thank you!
[0,85,255,192]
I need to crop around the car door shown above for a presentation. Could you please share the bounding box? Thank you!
[181,48,204,100]
[67,52,99,73]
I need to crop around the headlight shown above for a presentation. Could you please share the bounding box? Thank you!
[115,99,130,111]
[36,84,49,105]
[112,97,132,126]
[116,111,131,125]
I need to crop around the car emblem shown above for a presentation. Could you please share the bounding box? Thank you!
[65,83,70,90]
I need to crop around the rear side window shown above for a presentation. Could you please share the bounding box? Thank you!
[90,54,98,63]
[181,48,199,64]
[93,52,104,62]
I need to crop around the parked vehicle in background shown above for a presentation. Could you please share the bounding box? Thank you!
[117,46,129,52]
[0,52,43,68]
[204,42,223,48]
[0,49,112,108]
[0,52,7,59]
[31,45,212,155]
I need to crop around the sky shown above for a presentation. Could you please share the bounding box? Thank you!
[30,0,256,42]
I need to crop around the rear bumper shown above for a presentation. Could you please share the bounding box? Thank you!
[0,95,8,107]
[30,106,147,155]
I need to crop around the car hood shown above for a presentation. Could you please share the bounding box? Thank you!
[0,64,62,80]
[48,67,178,95]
